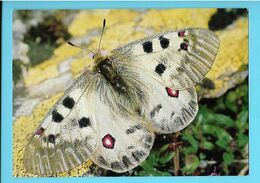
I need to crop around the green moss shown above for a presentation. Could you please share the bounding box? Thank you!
[26,40,55,66]
[24,14,71,66]
[13,59,23,83]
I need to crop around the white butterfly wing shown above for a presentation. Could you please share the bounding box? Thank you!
[87,76,155,173]
[112,59,198,133]
[112,28,218,133]
[24,71,98,175]
[113,28,219,90]
[140,75,198,133]
[24,71,154,174]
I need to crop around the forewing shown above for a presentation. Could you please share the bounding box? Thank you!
[112,28,219,90]
[24,71,98,175]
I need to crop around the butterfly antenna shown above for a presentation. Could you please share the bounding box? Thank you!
[97,19,106,53]
[67,41,95,54]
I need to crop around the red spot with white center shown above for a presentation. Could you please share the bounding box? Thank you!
[102,134,115,149]
[35,127,45,136]
[166,87,179,98]
[178,31,185,37]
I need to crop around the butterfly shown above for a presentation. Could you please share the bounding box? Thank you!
[23,19,219,175]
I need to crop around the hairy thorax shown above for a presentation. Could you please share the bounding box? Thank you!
[93,54,127,93]
[91,53,147,115]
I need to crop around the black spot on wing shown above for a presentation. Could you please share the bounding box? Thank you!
[132,150,146,162]
[142,41,153,53]
[150,104,162,118]
[189,101,197,112]
[125,125,142,134]
[111,161,124,170]
[170,111,175,120]
[175,116,184,126]
[155,63,166,76]
[98,156,108,166]
[62,96,75,109]
[143,143,151,149]
[159,36,170,49]
[78,117,90,128]
[184,38,189,43]
[122,156,132,168]
[48,134,55,144]
[52,110,64,123]
[182,107,193,120]
[145,135,153,143]
[176,67,185,74]
[128,146,135,149]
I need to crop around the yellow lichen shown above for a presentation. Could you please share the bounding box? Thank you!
[53,43,81,61]
[24,64,59,87]
[68,10,109,37]
[13,93,62,177]
[139,9,217,32]
[89,21,145,51]
[13,92,93,177]
[68,10,139,37]
[70,55,93,75]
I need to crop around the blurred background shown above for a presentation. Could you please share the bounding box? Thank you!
[12,9,248,177]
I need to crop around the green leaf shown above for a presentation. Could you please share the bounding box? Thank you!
[182,132,199,150]
[150,169,171,176]
[182,146,198,155]
[196,105,212,125]
[136,170,150,176]
[215,128,232,140]
[158,144,170,154]
[237,84,248,99]
[201,124,232,143]
[201,124,216,135]
[223,152,234,165]
[212,114,235,127]
[216,137,230,149]
[213,98,226,111]
[236,110,249,131]
[140,153,157,171]
[159,151,175,164]
[199,152,206,160]
[237,133,248,148]
[184,154,200,173]
[201,141,214,150]
[225,91,238,113]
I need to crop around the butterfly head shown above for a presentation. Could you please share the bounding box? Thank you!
[92,52,108,65]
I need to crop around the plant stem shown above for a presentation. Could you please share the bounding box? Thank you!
[174,148,180,175]
[173,132,180,175]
